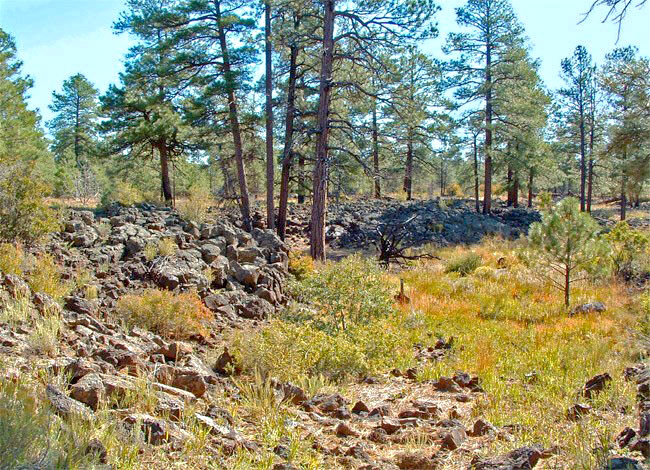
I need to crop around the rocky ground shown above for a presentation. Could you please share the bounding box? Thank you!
[0,201,648,469]
[277,198,541,252]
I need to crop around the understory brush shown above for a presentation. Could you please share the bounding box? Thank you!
[116,289,211,339]
[230,255,413,382]
[229,238,643,465]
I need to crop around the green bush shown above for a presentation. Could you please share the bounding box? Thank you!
[445,252,482,276]
[229,256,414,383]
[287,254,394,332]
[0,164,59,242]
[116,289,211,339]
[606,221,650,278]
[0,381,96,468]
[100,181,143,207]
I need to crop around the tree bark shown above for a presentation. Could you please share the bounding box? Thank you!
[265,0,275,230]
[579,91,586,212]
[277,38,299,240]
[158,141,173,206]
[372,99,381,198]
[216,0,251,231]
[513,172,519,208]
[506,164,513,207]
[564,263,570,307]
[309,0,335,261]
[528,168,534,208]
[621,148,627,221]
[404,135,413,201]
[483,42,493,214]
[473,133,480,213]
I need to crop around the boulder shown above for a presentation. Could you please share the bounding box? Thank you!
[46,384,92,420]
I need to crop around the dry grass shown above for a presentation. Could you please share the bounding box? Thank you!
[397,238,641,466]
[116,289,212,339]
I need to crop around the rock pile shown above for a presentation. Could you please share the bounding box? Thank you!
[281,199,541,250]
[47,203,289,325]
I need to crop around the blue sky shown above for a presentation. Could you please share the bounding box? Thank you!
[1,0,649,125]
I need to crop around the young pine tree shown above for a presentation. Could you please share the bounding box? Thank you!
[524,197,610,307]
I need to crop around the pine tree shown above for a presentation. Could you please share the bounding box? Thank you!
[309,0,439,260]
[558,46,595,212]
[0,29,57,241]
[444,0,525,214]
[600,46,650,221]
[48,73,100,200]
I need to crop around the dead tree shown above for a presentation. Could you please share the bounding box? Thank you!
[374,215,438,266]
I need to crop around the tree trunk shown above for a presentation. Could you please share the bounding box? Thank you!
[621,152,627,221]
[158,142,173,206]
[309,0,335,261]
[587,88,595,213]
[404,136,413,201]
[372,99,380,198]
[483,45,493,214]
[265,0,275,230]
[564,263,570,307]
[528,168,534,208]
[216,0,251,231]
[579,96,586,212]
[506,164,513,207]
[277,39,298,240]
[513,172,519,208]
[473,133,480,213]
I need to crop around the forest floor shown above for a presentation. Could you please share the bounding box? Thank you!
[1,198,649,469]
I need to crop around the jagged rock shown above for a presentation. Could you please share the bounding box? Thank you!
[230,262,260,288]
[154,365,207,398]
[433,376,463,393]
[379,417,402,434]
[70,373,134,410]
[124,413,191,446]
[583,373,612,398]
[395,452,437,470]
[629,438,650,457]
[352,400,370,414]
[336,422,358,437]
[471,418,497,437]
[471,444,545,469]
[570,302,606,316]
[155,341,193,361]
[367,428,389,444]
[65,296,97,316]
[236,296,274,320]
[440,426,467,450]
[616,427,636,448]
[214,347,240,375]
[46,384,92,420]
[605,457,645,469]
[567,403,592,420]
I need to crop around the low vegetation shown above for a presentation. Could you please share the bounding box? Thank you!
[116,289,211,339]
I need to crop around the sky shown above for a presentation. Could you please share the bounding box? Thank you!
[1,0,649,125]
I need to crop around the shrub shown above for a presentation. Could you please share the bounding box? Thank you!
[445,252,481,276]
[0,380,97,468]
[0,243,25,276]
[157,237,178,257]
[0,164,59,242]
[28,313,61,357]
[26,254,72,302]
[288,254,394,332]
[176,188,213,223]
[522,197,610,307]
[606,221,650,278]
[100,181,142,207]
[287,252,314,280]
[116,289,211,339]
